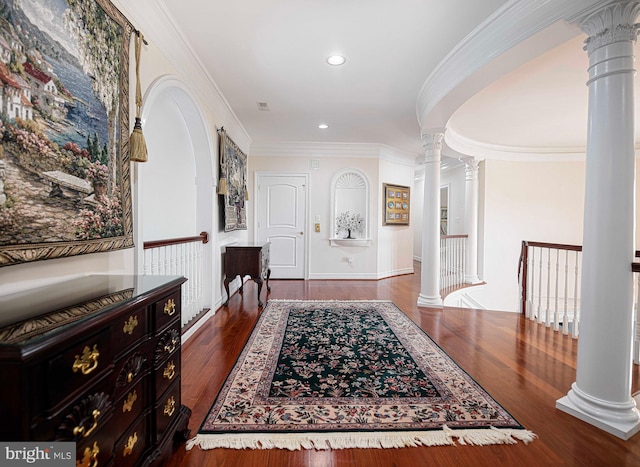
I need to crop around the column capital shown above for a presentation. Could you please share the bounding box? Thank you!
[421,129,445,164]
[464,159,480,181]
[420,129,445,149]
[581,1,640,54]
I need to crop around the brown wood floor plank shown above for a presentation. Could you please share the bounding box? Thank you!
[166,266,640,466]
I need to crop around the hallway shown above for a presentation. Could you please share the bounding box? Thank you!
[166,268,640,466]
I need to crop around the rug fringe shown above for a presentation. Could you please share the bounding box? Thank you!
[186,427,536,451]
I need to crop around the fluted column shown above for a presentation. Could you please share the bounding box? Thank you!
[417,130,444,308]
[556,0,640,440]
[464,159,481,284]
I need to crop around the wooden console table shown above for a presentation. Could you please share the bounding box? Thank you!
[223,242,271,307]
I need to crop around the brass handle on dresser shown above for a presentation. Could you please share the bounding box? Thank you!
[163,361,176,380]
[123,432,138,457]
[164,337,178,354]
[72,345,99,375]
[122,390,137,413]
[122,315,138,335]
[77,441,99,467]
[163,298,176,316]
[73,409,100,438]
[163,396,176,417]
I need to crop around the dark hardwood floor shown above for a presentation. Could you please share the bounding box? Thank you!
[166,265,640,466]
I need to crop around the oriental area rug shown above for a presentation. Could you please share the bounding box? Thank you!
[186,300,535,451]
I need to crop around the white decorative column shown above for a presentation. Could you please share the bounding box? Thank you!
[464,159,481,284]
[417,130,444,308]
[557,0,640,440]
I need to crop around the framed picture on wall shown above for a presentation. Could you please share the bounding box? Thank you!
[383,183,410,225]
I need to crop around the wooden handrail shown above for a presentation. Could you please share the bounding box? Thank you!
[519,240,640,315]
[144,232,209,250]
[518,241,582,316]
[441,234,469,239]
[521,240,582,251]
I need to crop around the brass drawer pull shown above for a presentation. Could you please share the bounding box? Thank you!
[164,337,178,354]
[123,390,137,413]
[123,315,138,335]
[163,361,176,380]
[73,345,99,375]
[123,432,138,457]
[163,298,176,316]
[78,441,99,467]
[163,396,176,417]
[73,409,100,438]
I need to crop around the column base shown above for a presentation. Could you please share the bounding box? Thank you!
[464,274,482,284]
[417,294,443,308]
[556,383,640,440]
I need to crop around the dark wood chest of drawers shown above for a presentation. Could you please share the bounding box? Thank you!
[0,275,191,466]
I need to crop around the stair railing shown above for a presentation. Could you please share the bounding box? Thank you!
[520,241,640,362]
[144,232,209,328]
[518,241,582,338]
[440,235,468,293]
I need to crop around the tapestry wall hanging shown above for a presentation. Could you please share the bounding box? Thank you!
[218,128,247,232]
[187,300,535,451]
[0,0,134,267]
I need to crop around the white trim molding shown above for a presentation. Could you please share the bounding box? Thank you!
[416,0,610,131]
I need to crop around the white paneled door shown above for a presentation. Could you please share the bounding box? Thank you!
[256,174,307,279]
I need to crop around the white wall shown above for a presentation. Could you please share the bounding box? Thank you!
[466,159,586,312]
[441,165,466,235]
[412,162,466,261]
[141,92,198,240]
[412,174,424,261]
[377,157,414,278]
[249,147,416,279]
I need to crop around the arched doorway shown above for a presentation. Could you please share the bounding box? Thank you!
[134,76,216,315]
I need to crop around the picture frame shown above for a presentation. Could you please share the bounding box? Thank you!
[383,183,410,225]
[0,0,134,267]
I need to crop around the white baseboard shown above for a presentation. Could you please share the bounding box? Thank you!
[308,268,414,281]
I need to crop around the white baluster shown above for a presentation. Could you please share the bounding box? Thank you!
[573,251,579,338]
[553,248,560,331]
[537,247,543,324]
[634,272,640,365]
[563,250,569,335]
[527,246,534,320]
[544,248,551,327]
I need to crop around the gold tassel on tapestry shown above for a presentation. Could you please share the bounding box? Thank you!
[217,128,228,195]
[130,31,148,163]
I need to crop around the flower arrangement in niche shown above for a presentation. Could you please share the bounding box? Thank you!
[335,211,365,239]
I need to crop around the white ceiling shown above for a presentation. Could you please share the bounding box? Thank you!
[158,0,637,159]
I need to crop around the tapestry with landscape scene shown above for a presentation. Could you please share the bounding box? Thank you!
[0,0,133,267]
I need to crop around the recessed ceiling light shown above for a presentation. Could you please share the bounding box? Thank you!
[318,123,329,129]
[326,55,346,66]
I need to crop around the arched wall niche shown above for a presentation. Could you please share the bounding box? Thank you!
[330,168,371,247]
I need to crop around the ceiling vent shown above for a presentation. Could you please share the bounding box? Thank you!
[257,102,270,111]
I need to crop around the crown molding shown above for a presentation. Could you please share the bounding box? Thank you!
[445,126,587,161]
[112,0,252,150]
[416,0,608,130]
[250,141,417,166]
